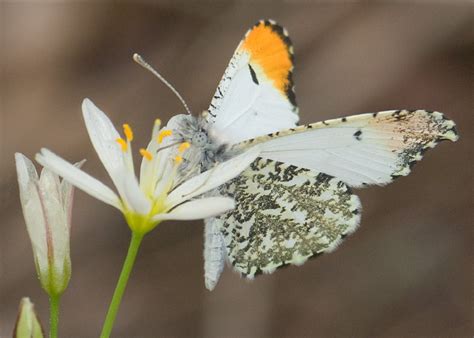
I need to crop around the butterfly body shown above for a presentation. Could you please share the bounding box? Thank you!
[168,20,458,290]
[170,114,237,173]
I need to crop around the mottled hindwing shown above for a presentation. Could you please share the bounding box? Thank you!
[216,158,361,278]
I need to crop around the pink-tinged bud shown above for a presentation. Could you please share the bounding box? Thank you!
[15,153,80,296]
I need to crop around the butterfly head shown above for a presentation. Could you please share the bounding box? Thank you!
[191,129,208,148]
[166,113,236,173]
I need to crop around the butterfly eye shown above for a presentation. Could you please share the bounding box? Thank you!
[191,131,208,147]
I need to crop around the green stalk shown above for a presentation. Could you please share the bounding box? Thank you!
[49,294,60,338]
[100,232,144,338]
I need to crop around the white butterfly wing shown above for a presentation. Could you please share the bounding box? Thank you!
[238,110,459,187]
[206,20,298,145]
[203,20,300,290]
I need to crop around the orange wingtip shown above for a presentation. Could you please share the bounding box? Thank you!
[240,20,294,101]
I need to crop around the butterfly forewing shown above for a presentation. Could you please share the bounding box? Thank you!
[237,110,459,187]
[216,158,361,278]
[206,20,299,144]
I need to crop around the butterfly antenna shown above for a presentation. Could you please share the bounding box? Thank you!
[133,53,192,115]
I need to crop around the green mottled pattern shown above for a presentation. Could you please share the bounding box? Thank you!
[217,158,361,277]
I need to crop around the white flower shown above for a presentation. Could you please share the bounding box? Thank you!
[36,98,259,234]
[14,297,45,338]
[15,153,77,296]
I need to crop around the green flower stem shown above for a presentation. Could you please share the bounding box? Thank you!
[49,294,60,338]
[100,232,144,338]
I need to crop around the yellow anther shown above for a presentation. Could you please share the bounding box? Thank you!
[158,130,172,143]
[116,138,128,152]
[178,142,190,153]
[174,155,183,164]
[154,118,161,127]
[139,148,153,161]
[123,124,134,141]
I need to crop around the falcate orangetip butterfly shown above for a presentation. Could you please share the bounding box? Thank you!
[134,19,459,291]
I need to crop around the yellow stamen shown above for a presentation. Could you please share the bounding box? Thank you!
[155,118,161,127]
[174,155,183,164]
[178,142,190,153]
[139,148,153,161]
[116,138,128,151]
[123,124,134,141]
[158,130,172,143]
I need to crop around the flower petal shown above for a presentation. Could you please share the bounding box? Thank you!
[15,153,49,276]
[153,154,174,198]
[121,174,151,215]
[81,98,127,187]
[166,146,260,207]
[152,197,235,221]
[15,153,39,192]
[61,160,85,229]
[38,168,70,280]
[165,114,188,135]
[36,148,122,210]
[39,167,61,200]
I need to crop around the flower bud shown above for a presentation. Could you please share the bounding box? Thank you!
[14,297,45,338]
[15,153,79,296]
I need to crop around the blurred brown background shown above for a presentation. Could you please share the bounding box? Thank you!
[1,1,472,337]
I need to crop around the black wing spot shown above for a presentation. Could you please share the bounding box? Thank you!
[353,130,362,141]
[248,64,259,85]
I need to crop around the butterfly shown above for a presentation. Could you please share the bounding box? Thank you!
[156,20,459,290]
